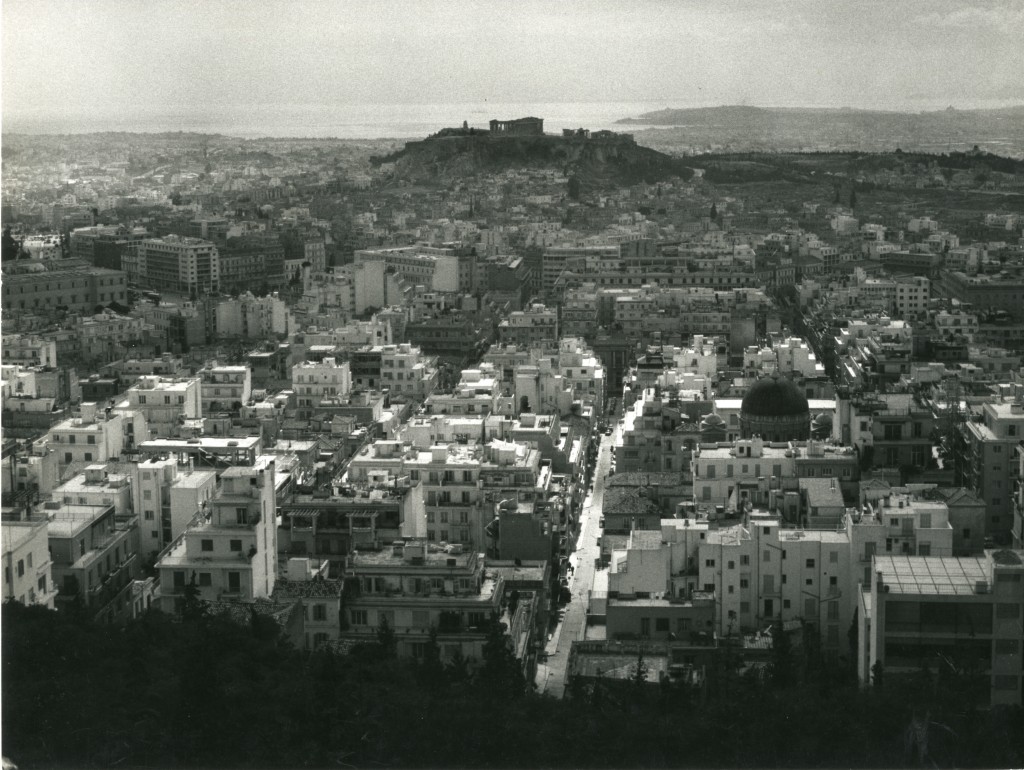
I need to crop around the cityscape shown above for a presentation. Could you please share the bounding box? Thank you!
[2,1,1024,768]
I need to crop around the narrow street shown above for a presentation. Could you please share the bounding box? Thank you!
[536,426,616,697]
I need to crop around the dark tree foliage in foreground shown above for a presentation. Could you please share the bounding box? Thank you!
[3,601,1023,769]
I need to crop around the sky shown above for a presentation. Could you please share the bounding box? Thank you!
[3,0,1024,125]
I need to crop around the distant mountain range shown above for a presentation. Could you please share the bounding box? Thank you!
[616,105,1024,156]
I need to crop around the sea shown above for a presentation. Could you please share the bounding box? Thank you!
[4,98,1022,139]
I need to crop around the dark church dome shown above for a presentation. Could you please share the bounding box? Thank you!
[741,375,809,418]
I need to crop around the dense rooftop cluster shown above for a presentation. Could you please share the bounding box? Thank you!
[3,121,1024,767]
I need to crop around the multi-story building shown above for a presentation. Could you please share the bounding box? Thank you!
[941,270,1024,322]
[156,459,278,612]
[198,364,252,415]
[379,343,438,402]
[280,477,426,569]
[1,260,128,316]
[2,335,58,368]
[2,518,57,609]
[353,245,460,292]
[697,516,854,652]
[46,501,141,624]
[215,292,294,339]
[835,391,937,475]
[959,400,1024,543]
[291,357,352,414]
[43,403,140,470]
[52,464,132,515]
[136,435,263,467]
[131,457,218,558]
[271,557,344,651]
[124,376,202,438]
[136,235,219,295]
[340,540,526,666]
[498,304,559,346]
[859,549,1024,707]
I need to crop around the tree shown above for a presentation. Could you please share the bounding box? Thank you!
[419,626,445,691]
[567,176,581,200]
[871,660,884,691]
[507,589,520,619]
[770,621,795,687]
[709,202,718,221]
[519,395,531,414]
[376,615,397,658]
[480,613,525,698]
[850,189,858,209]
[1,226,20,263]
[179,572,207,623]
[631,647,650,688]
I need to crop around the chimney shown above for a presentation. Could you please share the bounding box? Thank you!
[79,402,98,424]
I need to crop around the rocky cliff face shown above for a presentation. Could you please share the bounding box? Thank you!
[371,132,694,189]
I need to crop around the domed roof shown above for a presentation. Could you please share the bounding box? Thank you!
[741,375,810,418]
[700,413,726,432]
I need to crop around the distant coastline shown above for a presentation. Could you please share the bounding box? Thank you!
[4,99,1024,140]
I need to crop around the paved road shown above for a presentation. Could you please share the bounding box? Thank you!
[537,428,616,697]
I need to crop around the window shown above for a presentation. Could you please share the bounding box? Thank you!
[993,675,1019,691]
[705,559,715,568]
[995,639,1019,655]
[996,603,1020,619]
[763,550,771,563]
[201,539,213,552]
[806,558,815,568]
[236,507,248,524]
[173,571,185,588]
[227,572,241,592]
[655,618,670,632]
[312,604,327,621]
[783,599,791,609]
[740,578,749,588]
[351,610,368,625]
[727,585,734,594]
[230,539,242,552]
[727,561,735,570]
[198,573,212,587]
[17,560,24,578]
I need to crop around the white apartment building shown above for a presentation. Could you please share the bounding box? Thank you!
[2,519,57,609]
[156,458,278,611]
[124,376,202,438]
[132,457,218,557]
[198,364,253,414]
[53,464,132,515]
[379,343,438,401]
[44,403,137,469]
[291,357,352,412]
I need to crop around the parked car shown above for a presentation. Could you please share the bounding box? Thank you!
[604,427,613,436]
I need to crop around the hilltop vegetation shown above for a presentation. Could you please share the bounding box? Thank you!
[371,132,694,191]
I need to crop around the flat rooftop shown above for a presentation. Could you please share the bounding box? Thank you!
[874,555,989,596]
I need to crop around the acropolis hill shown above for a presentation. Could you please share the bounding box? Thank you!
[370,116,695,190]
